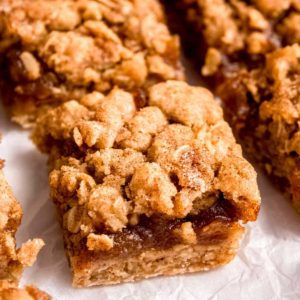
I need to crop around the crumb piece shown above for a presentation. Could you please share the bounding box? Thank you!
[202,48,222,76]
[149,125,214,193]
[0,285,50,300]
[129,162,177,217]
[149,81,223,129]
[246,32,269,54]
[86,148,146,181]
[173,222,197,245]
[116,106,168,151]
[253,0,291,17]
[87,184,129,232]
[73,88,136,149]
[19,52,41,80]
[277,13,300,44]
[87,233,113,251]
[17,239,45,267]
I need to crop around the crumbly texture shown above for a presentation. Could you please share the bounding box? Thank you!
[32,81,260,286]
[217,44,300,213]
[170,0,300,77]
[0,167,45,288]
[0,146,47,296]
[0,284,50,300]
[170,1,300,212]
[0,0,183,127]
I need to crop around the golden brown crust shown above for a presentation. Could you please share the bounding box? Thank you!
[32,80,260,286]
[0,0,184,127]
[169,0,300,78]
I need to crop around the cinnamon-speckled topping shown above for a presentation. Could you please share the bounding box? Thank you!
[32,81,260,253]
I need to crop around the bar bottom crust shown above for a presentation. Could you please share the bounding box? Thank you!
[69,220,244,287]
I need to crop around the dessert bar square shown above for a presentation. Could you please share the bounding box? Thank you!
[169,0,300,212]
[0,0,183,127]
[33,80,260,287]
[218,45,300,212]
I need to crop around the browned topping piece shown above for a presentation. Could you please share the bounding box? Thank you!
[173,222,197,244]
[32,80,260,287]
[0,0,184,127]
[0,284,51,300]
[86,233,114,251]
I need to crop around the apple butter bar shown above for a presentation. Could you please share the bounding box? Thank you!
[32,81,260,287]
[0,0,183,127]
[168,1,300,212]
[0,162,44,288]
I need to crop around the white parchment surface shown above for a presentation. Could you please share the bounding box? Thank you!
[1,66,300,299]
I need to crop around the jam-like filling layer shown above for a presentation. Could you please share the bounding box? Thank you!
[69,197,237,261]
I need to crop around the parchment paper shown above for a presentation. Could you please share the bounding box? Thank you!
[1,64,300,299]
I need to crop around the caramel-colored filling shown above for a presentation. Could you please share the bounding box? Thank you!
[68,197,237,261]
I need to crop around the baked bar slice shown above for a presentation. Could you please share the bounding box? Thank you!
[0,159,44,288]
[32,81,260,287]
[0,0,183,127]
[168,1,300,212]
[217,45,300,213]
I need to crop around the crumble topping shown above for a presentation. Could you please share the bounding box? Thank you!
[217,44,300,210]
[33,81,260,251]
[177,0,300,76]
[129,162,177,217]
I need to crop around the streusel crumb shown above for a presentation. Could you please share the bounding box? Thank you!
[0,163,44,287]
[0,284,50,300]
[171,0,300,77]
